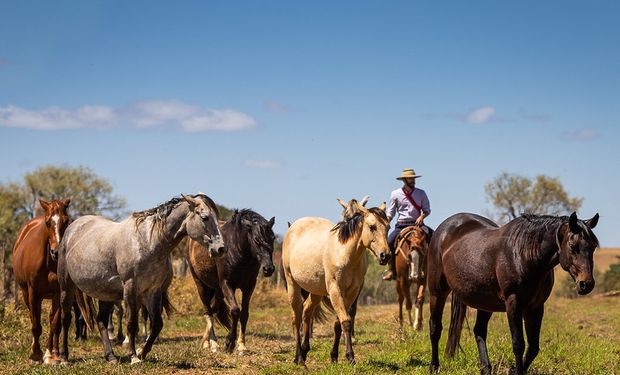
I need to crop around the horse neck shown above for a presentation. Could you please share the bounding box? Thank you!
[141,202,190,256]
[519,221,564,273]
[336,229,366,265]
[222,223,256,266]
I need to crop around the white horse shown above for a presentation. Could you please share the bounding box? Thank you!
[282,197,390,365]
[57,194,225,364]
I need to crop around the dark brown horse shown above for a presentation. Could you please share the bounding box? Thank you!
[13,199,71,364]
[394,225,429,330]
[428,212,599,374]
[187,209,275,354]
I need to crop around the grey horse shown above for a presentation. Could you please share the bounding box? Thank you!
[57,194,226,364]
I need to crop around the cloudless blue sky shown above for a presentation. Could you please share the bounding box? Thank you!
[1,1,619,246]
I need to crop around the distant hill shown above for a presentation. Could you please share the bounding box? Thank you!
[595,248,620,273]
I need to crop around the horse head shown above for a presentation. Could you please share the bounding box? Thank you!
[39,198,71,261]
[337,196,391,266]
[182,194,226,258]
[558,212,600,295]
[240,211,276,277]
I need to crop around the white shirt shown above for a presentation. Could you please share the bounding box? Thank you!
[386,187,431,223]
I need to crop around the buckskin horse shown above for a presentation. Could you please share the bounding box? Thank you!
[427,212,599,374]
[57,193,226,364]
[394,225,429,330]
[282,197,390,366]
[12,198,79,364]
[187,209,276,354]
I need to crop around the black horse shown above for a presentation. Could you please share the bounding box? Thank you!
[427,212,599,374]
[186,209,275,353]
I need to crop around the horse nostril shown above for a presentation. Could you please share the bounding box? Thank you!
[217,246,225,255]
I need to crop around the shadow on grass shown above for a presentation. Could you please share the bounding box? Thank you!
[252,332,293,341]
[366,359,401,371]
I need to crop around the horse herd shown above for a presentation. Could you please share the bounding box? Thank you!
[11,193,600,374]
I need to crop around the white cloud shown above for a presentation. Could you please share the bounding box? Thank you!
[561,128,600,141]
[244,159,281,169]
[0,100,256,132]
[466,106,496,124]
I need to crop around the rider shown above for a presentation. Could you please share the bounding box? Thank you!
[383,168,431,281]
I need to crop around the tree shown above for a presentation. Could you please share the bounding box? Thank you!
[0,165,127,313]
[485,172,583,223]
[21,165,127,219]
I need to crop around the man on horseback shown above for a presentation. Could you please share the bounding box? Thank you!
[383,168,432,281]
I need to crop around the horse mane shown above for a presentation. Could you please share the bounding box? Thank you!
[504,213,598,262]
[331,205,388,244]
[225,209,272,264]
[132,193,219,236]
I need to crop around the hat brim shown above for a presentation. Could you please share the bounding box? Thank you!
[396,175,422,180]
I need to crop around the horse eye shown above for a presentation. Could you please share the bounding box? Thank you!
[369,225,377,232]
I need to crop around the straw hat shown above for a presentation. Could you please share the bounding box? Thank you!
[396,168,422,180]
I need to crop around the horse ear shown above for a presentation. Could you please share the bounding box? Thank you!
[39,199,50,211]
[269,217,275,227]
[360,195,369,207]
[181,194,197,208]
[337,198,348,210]
[62,199,71,207]
[568,212,580,233]
[585,213,599,229]
[378,202,386,212]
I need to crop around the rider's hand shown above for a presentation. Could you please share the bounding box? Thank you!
[415,216,424,227]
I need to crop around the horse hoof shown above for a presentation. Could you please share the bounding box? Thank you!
[106,355,119,364]
[131,356,141,364]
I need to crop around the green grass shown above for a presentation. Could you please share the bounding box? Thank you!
[1,278,619,374]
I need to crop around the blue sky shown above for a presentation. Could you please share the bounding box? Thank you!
[1,1,619,246]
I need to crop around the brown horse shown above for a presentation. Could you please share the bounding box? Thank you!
[394,225,429,330]
[427,212,599,375]
[13,199,71,364]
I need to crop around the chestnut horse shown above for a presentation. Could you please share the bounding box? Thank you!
[282,197,390,366]
[428,212,599,375]
[13,199,71,364]
[394,225,429,330]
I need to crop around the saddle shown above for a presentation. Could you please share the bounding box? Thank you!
[395,226,428,281]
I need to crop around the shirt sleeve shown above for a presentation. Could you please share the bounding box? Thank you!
[387,191,397,222]
[421,191,431,215]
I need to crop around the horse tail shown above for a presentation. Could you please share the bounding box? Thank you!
[445,292,467,358]
[211,292,232,330]
[73,289,97,332]
[162,289,175,318]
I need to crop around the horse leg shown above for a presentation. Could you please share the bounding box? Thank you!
[115,301,125,344]
[58,276,75,364]
[237,286,255,354]
[300,293,322,362]
[107,305,115,340]
[349,294,359,342]
[428,285,450,372]
[473,310,493,375]
[45,293,62,364]
[194,282,218,351]
[220,281,240,353]
[96,300,118,363]
[523,306,544,373]
[26,287,44,363]
[505,294,525,375]
[285,279,304,365]
[404,280,414,328]
[330,319,342,363]
[414,282,425,331]
[328,286,355,365]
[138,292,163,360]
[397,281,404,328]
[123,280,140,364]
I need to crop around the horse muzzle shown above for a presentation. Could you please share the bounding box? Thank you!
[262,264,275,277]
[378,250,390,266]
[577,279,595,295]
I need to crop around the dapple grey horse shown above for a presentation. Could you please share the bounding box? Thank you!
[57,194,226,364]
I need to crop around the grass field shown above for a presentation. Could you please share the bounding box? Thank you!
[1,274,619,375]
